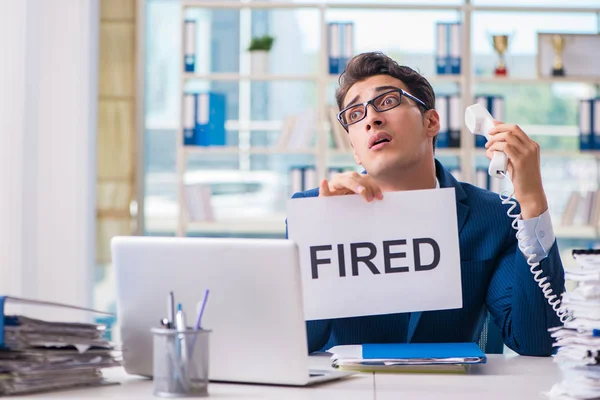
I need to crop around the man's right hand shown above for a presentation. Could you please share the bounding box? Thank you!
[319,172,384,202]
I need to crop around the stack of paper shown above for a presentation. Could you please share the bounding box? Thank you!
[328,342,486,373]
[548,250,600,400]
[0,298,121,395]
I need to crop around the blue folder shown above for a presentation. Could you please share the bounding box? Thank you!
[330,342,486,373]
[362,342,486,362]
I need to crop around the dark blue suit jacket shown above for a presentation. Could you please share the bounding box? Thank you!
[289,159,565,356]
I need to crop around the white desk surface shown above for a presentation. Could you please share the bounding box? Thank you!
[9,354,561,399]
[374,354,561,400]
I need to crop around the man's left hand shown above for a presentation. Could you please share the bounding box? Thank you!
[485,121,548,219]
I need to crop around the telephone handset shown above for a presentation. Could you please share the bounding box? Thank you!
[464,104,509,179]
[464,104,571,324]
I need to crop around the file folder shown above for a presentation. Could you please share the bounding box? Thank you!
[329,342,486,373]
[362,342,486,361]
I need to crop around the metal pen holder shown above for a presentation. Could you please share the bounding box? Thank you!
[151,327,211,398]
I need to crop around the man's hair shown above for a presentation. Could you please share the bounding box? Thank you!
[335,51,437,149]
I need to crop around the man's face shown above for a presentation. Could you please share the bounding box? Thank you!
[342,74,436,177]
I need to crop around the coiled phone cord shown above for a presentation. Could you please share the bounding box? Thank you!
[497,171,572,325]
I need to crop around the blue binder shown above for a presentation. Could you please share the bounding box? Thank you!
[183,20,196,73]
[195,92,227,147]
[436,22,461,75]
[362,342,486,362]
[183,93,196,146]
[328,22,354,74]
[579,99,594,151]
[435,95,449,148]
[474,95,504,148]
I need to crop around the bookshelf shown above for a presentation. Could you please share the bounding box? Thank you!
[174,0,600,238]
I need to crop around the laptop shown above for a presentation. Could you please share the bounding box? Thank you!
[111,236,352,386]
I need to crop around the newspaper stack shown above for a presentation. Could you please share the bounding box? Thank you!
[0,314,121,395]
[548,249,600,400]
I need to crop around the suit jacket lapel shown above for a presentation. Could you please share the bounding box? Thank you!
[407,160,469,343]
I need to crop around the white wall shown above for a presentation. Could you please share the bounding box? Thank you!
[0,0,99,320]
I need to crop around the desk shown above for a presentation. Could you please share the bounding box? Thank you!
[375,354,561,400]
[9,354,560,399]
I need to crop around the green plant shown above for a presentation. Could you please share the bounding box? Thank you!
[248,35,275,52]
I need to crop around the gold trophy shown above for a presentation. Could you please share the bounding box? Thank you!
[551,35,566,76]
[492,35,510,76]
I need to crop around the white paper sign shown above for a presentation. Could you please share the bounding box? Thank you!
[286,188,462,321]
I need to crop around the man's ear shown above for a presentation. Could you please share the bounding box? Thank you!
[351,140,362,165]
[425,109,440,139]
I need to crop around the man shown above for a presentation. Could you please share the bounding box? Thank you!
[289,52,565,357]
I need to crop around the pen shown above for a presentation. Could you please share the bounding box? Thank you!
[168,291,175,329]
[194,289,210,331]
[189,290,210,354]
[176,303,189,363]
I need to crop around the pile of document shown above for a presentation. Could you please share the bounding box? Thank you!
[0,314,121,395]
[548,250,600,400]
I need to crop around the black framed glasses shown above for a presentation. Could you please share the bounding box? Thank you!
[337,88,429,129]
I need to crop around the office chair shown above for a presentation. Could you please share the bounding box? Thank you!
[477,312,504,354]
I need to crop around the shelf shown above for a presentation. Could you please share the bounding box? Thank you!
[474,76,600,85]
[468,5,600,13]
[427,75,463,84]
[327,2,461,10]
[145,216,287,236]
[434,148,463,157]
[327,149,354,157]
[328,74,463,84]
[225,120,283,131]
[541,150,600,158]
[555,225,599,240]
[182,1,599,13]
[184,146,317,155]
[187,216,287,235]
[184,73,600,85]
[473,149,600,158]
[182,1,321,9]
[184,73,318,82]
[182,1,462,10]
[326,148,462,159]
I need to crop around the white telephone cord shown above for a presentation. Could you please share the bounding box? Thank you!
[497,171,572,325]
